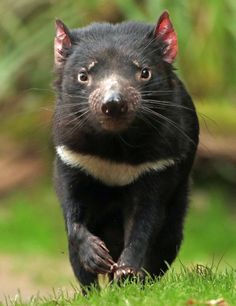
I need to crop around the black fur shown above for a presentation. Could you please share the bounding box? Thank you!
[53,20,199,286]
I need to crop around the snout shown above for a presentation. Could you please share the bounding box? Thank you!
[89,84,140,133]
[101,91,128,117]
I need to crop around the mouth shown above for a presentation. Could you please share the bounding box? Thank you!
[98,114,134,132]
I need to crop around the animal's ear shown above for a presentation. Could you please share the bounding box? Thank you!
[54,19,72,66]
[154,11,178,64]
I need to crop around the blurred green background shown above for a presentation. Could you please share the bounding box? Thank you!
[0,0,236,301]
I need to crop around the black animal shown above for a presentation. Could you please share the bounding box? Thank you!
[53,11,199,286]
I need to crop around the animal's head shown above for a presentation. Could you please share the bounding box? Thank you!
[54,11,178,134]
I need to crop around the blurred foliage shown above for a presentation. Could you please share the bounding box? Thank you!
[197,100,236,135]
[0,0,235,188]
[0,0,236,101]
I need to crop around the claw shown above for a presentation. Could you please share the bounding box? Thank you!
[110,263,118,272]
[78,235,115,275]
[99,241,109,252]
[106,255,115,265]
[113,265,140,282]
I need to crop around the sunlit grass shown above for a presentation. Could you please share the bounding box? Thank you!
[3,268,236,306]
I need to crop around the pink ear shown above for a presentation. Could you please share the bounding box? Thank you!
[54,19,72,65]
[154,11,178,63]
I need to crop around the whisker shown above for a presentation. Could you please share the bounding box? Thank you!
[117,135,138,148]
[135,112,173,153]
[142,99,213,124]
[55,103,89,109]
[141,100,195,113]
[139,105,197,147]
[141,90,174,94]
[69,112,91,135]
[57,108,89,122]
[61,111,90,136]
[24,87,54,94]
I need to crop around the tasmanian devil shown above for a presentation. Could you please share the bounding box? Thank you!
[53,11,199,286]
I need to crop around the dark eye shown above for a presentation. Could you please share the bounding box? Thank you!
[78,70,89,83]
[140,67,151,80]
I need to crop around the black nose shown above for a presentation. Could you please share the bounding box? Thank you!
[101,92,128,117]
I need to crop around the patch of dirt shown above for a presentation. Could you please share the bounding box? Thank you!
[0,139,45,195]
[0,254,75,303]
[198,132,236,163]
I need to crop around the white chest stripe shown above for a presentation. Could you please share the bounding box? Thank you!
[56,145,175,186]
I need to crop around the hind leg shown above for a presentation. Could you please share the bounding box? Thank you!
[144,188,188,277]
[144,228,183,277]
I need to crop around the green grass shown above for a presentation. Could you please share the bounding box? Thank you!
[0,179,67,255]
[179,186,236,265]
[3,268,236,306]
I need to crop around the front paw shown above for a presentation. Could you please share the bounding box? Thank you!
[78,235,115,275]
[113,265,143,282]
